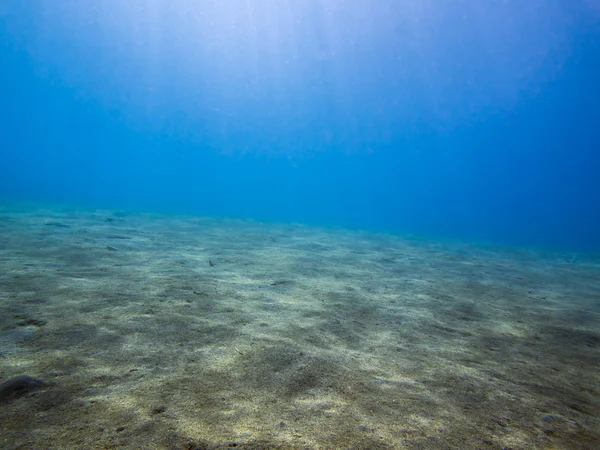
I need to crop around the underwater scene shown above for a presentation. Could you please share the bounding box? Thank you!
[1,2,599,449]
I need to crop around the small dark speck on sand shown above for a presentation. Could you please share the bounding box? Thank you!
[45,222,70,228]
[17,318,47,327]
[150,405,167,415]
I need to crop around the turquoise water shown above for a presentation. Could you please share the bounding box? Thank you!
[1,1,599,250]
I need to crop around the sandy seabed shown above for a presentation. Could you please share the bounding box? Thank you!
[0,203,599,449]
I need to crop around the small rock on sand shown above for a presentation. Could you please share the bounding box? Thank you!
[0,375,47,403]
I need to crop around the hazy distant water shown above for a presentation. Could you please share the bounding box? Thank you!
[1,1,599,251]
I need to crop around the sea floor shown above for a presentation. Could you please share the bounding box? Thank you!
[0,204,599,449]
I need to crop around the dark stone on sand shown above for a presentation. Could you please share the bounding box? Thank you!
[17,318,47,327]
[540,413,571,436]
[150,405,167,415]
[0,375,47,403]
[45,222,70,228]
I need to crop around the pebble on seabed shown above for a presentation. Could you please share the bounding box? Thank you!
[0,375,47,403]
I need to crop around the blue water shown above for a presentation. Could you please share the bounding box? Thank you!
[1,1,599,251]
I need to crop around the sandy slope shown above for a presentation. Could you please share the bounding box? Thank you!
[1,204,599,449]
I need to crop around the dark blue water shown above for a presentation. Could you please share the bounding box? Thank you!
[2,1,599,251]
